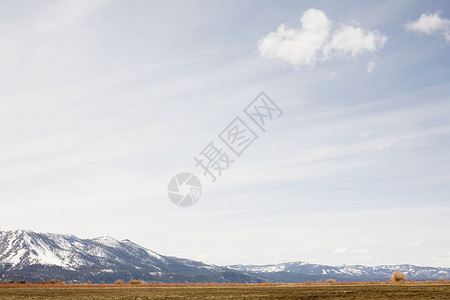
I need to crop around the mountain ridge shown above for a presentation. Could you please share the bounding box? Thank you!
[0,230,448,283]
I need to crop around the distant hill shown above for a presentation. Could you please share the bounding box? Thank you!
[229,261,450,282]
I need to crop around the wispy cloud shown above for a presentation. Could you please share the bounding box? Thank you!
[334,247,348,254]
[406,241,422,248]
[350,248,371,254]
[334,247,371,254]
[367,59,376,73]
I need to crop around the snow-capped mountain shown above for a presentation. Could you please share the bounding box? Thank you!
[1,230,448,283]
[229,261,450,282]
[0,230,259,283]
[0,230,164,270]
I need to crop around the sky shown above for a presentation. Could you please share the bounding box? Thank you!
[0,0,449,268]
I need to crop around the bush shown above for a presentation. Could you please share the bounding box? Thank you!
[114,279,125,285]
[325,279,336,284]
[43,279,62,284]
[391,271,407,282]
[129,279,144,284]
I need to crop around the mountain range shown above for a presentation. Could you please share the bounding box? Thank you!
[0,230,448,284]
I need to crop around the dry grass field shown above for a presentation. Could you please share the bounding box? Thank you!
[0,282,449,299]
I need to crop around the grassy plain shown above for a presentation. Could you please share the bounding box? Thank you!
[0,282,448,299]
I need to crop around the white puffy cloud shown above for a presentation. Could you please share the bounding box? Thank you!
[257,9,331,66]
[405,11,450,41]
[323,26,387,60]
[258,8,387,68]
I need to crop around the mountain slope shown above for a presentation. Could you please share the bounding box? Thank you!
[0,230,259,283]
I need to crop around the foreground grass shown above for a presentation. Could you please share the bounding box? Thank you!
[0,283,449,299]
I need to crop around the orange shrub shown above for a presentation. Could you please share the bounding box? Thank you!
[391,271,407,282]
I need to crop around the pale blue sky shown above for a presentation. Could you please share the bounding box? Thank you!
[0,0,449,268]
